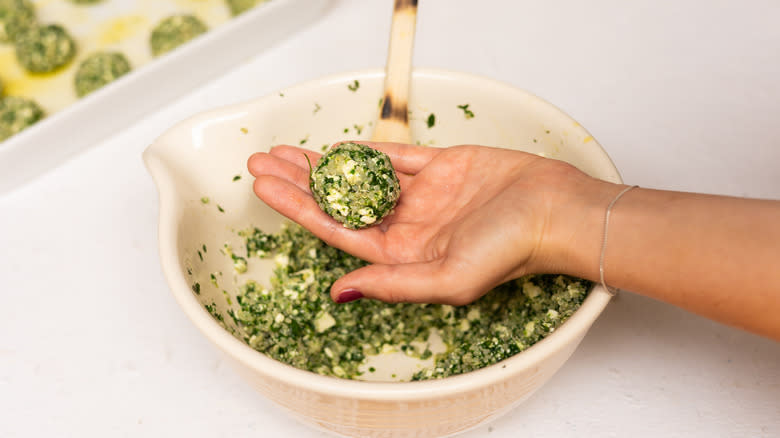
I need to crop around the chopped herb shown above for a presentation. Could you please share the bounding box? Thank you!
[191,282,201,295]
[240,127,248,134]
[353,124,363,135]
[217,205,225,213]
[201,197,209,204]
[533,139,537,143]
[233,175,242,182]
[343,127,349,133]
[299,135,309,145]
[378,98,383,108]
[313,103,321,114]
[347,79,359,92]
[186,267,192,275]
[210,273,218,287]
[369,367,376,373]
[223,290,232,305]
[223,244,248,273]
[426,113,436,128]
[321,144,329,152]
[457,104,475,119]
[202,244,207,253]
[204,302,223,322]
[197,250,203,261]
[279,92,284,97]
[545,130,550,134]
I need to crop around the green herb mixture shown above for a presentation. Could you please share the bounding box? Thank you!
[309,142,401,229]
[225,221,589,380]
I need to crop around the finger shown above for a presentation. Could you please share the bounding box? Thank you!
[253,175,389,263]
[334,141,443,175]
[247,152,312,193]
[330,261,483,306]
[270,143,415,189]
[269,145,322,170]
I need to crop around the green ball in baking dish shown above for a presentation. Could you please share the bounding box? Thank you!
[15,24,77,73]
[74,51,132,97]
[0,0,36,43]
[0,95,45,141]
[226,0,264,16]
[150,14,208,57]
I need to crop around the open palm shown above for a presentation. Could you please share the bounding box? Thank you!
[248,142,591,305]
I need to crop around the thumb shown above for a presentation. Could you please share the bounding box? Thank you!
[330,260,478,305]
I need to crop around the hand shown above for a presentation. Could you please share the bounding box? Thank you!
[247,142,612,305]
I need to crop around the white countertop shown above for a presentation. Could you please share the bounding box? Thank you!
[1,0,779,437]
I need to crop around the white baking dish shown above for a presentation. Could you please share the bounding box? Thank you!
[0,0,333,194]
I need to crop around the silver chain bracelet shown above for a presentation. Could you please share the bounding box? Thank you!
[599,185,639,297]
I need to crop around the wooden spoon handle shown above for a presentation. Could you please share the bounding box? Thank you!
[371,0,418,144]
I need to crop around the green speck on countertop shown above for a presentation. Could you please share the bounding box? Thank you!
[233,175,242,181]
[347,79,359,92]
[192,282,200,295]
[240,127,248,134]
[313,103,321,114]
[201,197,209,204]
[217,205,225,213]
[300,135,309,145]
[197,250,203,261]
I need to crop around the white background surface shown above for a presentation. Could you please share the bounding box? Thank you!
[1,0,779,436]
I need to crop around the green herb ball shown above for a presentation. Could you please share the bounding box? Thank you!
[15,24,77,74]
[0,96,44,141]
[150,14,208,57]
[0,0,36,43]
[226,0,263,16]
[309,142,401,229]
[74,51,131,97]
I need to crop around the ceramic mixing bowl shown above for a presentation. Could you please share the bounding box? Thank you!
[143,68,622,437]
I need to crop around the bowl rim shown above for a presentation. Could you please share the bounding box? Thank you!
[144,67,621,402]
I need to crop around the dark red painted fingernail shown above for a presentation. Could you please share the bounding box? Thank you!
[336,289,364,303]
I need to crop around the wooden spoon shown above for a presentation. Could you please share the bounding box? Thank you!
[371,0,419,144]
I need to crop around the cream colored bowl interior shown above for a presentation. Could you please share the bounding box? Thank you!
[144,68,622,438]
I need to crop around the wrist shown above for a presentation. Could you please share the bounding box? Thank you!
[532,169,626,282]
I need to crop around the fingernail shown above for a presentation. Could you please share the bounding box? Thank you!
[336,289,364,303]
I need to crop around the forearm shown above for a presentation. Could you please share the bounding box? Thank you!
[551,179,780,340]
